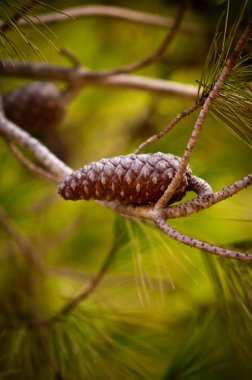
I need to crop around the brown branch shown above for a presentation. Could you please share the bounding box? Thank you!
[154,20,252,209]
[134,103,200,154]
[0,60,198,98]
[14,5,200,34]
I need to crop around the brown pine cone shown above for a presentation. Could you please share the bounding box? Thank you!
[2,82,66,134]
[58,153,192,205]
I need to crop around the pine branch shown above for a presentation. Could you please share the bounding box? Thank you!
[0,60,198,98]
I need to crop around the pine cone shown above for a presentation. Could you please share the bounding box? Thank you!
[3,82,66,134]
[58,153,192,205]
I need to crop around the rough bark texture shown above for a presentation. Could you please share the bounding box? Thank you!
[3,82,66,133]
[58,153,193,205]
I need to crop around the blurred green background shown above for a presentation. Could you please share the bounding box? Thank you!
[0,0,252,379]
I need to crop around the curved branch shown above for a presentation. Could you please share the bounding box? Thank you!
[156,218,252,262]
[162,174,252,219]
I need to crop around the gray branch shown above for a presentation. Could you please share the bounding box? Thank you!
[156,218,252,262]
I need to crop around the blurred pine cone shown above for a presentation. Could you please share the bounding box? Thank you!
[58,153,192,205]
[2,82,66,134]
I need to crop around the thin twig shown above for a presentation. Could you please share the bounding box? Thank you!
[82,0,190,77]
[5,139,59,182]
[0,0,38,32]
[14,5,200,34]
[156,218,252,262]
[134,103,200,154]
[154,20,252,209]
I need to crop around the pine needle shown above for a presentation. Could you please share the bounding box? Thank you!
[0,0,58,61]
